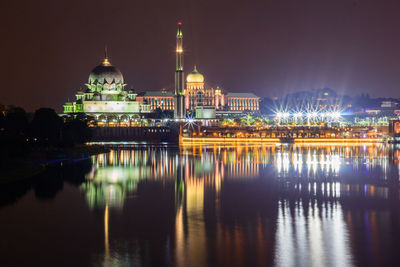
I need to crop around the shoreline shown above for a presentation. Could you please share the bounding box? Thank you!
[0,145,109,185]
[180,136,385,144]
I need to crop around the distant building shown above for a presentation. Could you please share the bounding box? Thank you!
[172,22,259,116]
[62,23,260,123]
[226,93,259,111]
[195,106,216,119]
[136,90,174,111]
[63,51,151,126]
[381,100,398,108]
[365,109,381,115]
[183,66,260,112]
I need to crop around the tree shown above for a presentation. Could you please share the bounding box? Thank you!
[254,118,263,126]
[62,119,92,146]
[29,108,62,145]
[0,106,30,159]
[0,104,5,130]
[4,106,29,137]
[246,116,256,126]
[263,118,271,125]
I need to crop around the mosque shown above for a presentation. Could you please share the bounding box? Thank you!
[63,23,259,123]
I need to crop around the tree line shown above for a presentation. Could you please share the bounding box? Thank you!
[0,105,92,159]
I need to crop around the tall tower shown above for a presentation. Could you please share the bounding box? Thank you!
[174,22,185,119]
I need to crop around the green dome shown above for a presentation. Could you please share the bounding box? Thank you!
[186,66,204,83]
[88,58,124,85]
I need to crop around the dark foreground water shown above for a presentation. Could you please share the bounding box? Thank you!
[1,144,400,267]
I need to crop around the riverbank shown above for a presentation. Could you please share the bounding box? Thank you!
[180,136,385,144]
[0,145,109,185]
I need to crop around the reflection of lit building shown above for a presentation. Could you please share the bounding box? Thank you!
[274,144,390,182]
[389,119,400,141]
[76,144,400,267]
[175,175,207,267]
[275,200,354,266]
[80,144,393,211]
[81,149,176,210]
[82,166,140,209]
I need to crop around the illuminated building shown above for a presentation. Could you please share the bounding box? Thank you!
[63,23,260,122]
[226,92,260,111]
[156,22,260,116]
[178,21,259,114]
[184,66,260,112]
[136,90,174,111]
[63,48,151,124]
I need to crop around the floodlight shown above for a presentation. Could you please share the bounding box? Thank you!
[294,112,302,117]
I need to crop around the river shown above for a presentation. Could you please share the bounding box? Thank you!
[1,143,399,267]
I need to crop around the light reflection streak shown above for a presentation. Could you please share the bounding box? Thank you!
[78,143,400,266]
[275,200,353,267]
[104,204,109,263]
[82,144,398,210]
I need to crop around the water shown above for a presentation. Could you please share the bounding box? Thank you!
[1,144,400,267]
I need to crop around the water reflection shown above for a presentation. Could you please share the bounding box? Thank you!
[83,144,398,211]
[275,200,353,267]
[2,144,400,266]
[81,149,176,210]
[80,144,400,266]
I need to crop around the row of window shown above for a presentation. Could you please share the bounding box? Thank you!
[228,99,259,107]
[143,98,174,106]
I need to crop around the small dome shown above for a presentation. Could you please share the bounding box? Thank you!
[186,66,204,83]
[88,57,124,85]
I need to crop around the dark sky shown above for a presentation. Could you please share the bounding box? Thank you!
[2,0,400,112]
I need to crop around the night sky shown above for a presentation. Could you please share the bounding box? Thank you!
[2,0,400,112]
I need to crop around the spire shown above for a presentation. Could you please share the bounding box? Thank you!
[193,65,198,72]
[177,21,183,37]
[102,45,111,66]
[174,21,185,119]
[175,22,183,71]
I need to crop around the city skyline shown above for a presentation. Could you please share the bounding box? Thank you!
[2,2,400,265]
[2,0,400,112]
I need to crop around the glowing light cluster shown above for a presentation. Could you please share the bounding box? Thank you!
[274,109,342,124]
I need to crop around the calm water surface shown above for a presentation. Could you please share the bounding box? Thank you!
[1,144,400,267]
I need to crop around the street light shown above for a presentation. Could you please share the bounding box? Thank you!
[283,112,290,122]
[276,112,283,125]
[294,112,302,124]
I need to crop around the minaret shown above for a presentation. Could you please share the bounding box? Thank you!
[174,22,185,119]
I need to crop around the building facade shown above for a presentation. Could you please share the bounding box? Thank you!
[63,51,150,126]
[62,23,260,123]
[226,93,259,111]
[136,91,174,111]
[181,66,259,112]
